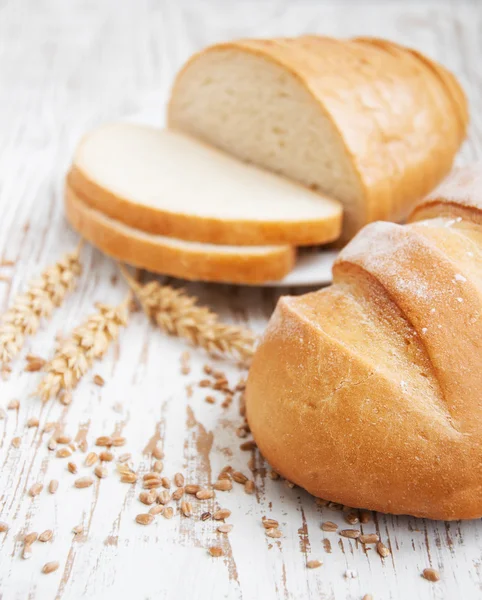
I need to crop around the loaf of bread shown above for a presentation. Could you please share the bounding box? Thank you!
[69,123,342,247]
[246,164,482,520]
[168,35,468,241]
[65,186,295,284]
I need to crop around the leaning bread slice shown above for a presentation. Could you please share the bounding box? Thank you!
[70,122,342,247]
[65,186,295,284]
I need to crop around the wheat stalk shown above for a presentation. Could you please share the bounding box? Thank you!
[0,244,83,364]
[37,294,131,401]
[120,266,256,360]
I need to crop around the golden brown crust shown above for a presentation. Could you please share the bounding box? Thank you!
[69,152,342,247]
[65,186,295,284]
[168,35,468,239]
[246,165,482,520]
[409,163,482,224]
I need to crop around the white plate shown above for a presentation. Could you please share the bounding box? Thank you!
[122,104,338,288]
[260,249,337,287]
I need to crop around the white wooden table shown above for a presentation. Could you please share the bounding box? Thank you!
[0,1,480,598]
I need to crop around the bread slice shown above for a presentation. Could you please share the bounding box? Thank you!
[70,122,342,247]
[168,36,467,241]
[65,186,295,284]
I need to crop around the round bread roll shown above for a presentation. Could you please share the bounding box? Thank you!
[246,165,482,520]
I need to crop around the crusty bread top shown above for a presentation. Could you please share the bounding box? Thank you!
[410,163,482,224]
[246,163,482,520]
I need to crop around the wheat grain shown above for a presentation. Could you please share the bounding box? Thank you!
[37,296,130,401]
[99,451,114,462]
[28,483,43,497]
[42,561,59,574]
[213,479,232,492]
[94,465,108,479]
[172,487,184,501]
[74,476,93,488]
[38,529,53,542]
[120,266,256,360]
[24,532,38,545]
[0,246,82,364]
[422,568,440,582]
[85,452,98,467]
[213,509,231,521]
[196,488,214,500]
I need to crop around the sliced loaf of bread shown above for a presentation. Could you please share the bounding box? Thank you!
[70,123,342,246]
[65,186,295,284]
[168,36,467,241]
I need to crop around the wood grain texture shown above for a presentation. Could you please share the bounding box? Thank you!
[0,0,481,598]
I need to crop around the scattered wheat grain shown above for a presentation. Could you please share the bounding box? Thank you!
[149,505,164,516]
[24,532,38,545]
[172,487,184,501]
[422,568,440,582]
[93,374,105,387]
[232,471,248,485]
[244,480,255,495]
[262,519,279,530]
[96,436,113,447]
[29,483,43,497]
[213,479,232,492]
[94,465,108,479]
[339,529,360,539]
[85,452,98,467]
[56,448,71,459]
[359,533,380,544]
[377,541,391,558]
[136,513,154,526]
[74,476,93,489]
[181,501,193,517]
[42,561,59,574]
[163,507,174,519]
[213,509,231,521]
[266,528,283,539]
[196,488,214,500]
[38,530,53,542]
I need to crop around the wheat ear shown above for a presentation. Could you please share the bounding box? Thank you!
[37,294,131,402]
[0,244,83,364]
[120,266,256,360]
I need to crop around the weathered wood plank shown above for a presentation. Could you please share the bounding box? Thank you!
[0,1,481,598]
